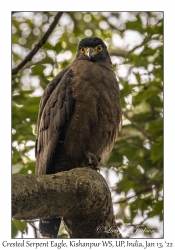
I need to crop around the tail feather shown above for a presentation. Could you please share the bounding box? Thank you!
[39,218,61,238]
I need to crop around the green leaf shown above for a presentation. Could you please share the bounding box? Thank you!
[147,119,163,139]
[12,220,27,237]
[43,41,55,50]
[125,20,143,33]
[150,136,163,163]
[12,221,18,238]
[57,233,69,238]
[31,65,46,75]
[12,164,24,174]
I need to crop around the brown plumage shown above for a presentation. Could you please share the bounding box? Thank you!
[35,37,122,237]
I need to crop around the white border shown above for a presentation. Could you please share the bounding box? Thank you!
[1,1,174,248]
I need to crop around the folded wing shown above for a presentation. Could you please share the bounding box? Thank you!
[35,69,74,175]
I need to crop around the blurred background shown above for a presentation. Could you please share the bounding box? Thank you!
[12,11,163,238]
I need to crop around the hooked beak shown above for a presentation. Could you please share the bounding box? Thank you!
[87,48,94,60]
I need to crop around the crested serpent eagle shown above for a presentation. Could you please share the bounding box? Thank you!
[35,37,122,238]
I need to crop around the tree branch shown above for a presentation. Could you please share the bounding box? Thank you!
[12,12,63,75]
[28,221,39,238]
[12,167,122,238]
[109,50,129,58]
[114,187,153,204]
[123,112,152,141]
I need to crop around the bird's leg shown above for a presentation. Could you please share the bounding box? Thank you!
[84,152,101,170]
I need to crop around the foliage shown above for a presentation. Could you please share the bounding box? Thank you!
[12,11,163,238]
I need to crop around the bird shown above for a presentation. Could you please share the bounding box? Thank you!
[35,37,122,238]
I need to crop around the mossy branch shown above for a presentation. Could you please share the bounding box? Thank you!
[12,167,122,238]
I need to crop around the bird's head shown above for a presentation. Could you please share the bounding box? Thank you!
[76,37,112,64]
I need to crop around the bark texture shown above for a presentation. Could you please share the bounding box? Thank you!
[12,167,122,238]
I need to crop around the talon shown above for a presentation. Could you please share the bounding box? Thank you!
[84,152,101,169]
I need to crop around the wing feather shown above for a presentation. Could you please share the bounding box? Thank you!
[35,69,74,175]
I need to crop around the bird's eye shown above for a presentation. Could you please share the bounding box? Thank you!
[80,47,85,54]
[97,45,103,52]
